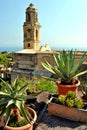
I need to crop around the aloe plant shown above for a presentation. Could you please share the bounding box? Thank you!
[42,50,87,84]
[0,77,32,128]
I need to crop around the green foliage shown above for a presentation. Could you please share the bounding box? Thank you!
[81,81,87,99]
[42,50,87,84]
[66,91,76,99]
[74,99,84,109]
[29,77,57,93]
[0,77,32,128]
[5,52,15,61]
[66,98,75,107]
[0,53,8,67]
[57,95,66,105]
[57,91,84,109]
[0,80,5,90]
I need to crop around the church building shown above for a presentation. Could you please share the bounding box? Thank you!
[11,3,54,79]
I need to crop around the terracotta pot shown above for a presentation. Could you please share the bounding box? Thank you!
[56,79,80,95]
[1,107,37,130]
[48,102,87,123]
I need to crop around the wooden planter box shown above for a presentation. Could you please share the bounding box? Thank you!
[48,101,87,123]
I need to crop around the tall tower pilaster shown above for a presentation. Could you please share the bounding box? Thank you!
[23,3,41,50]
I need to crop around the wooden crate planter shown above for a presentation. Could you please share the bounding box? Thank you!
[48,102,87,123]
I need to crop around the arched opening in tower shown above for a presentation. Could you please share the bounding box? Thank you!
[36,30,38,41]
[28,13,31,22]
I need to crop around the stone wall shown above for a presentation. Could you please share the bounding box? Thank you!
[11,50,87,80]
[79,64,87,81]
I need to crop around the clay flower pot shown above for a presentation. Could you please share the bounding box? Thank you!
[1,107,37,130]
[56,79,80,95]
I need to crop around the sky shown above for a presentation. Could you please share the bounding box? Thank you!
[0,0,87,51]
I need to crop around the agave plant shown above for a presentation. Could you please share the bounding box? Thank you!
[42,50,87,84]
[0,77,32,128]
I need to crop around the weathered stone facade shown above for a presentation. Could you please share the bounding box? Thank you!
[11,50,54,79]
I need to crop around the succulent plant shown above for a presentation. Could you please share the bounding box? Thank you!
[74,99,84,109]
[42,50,87,84]
[0,77,33,128]
[65,98,74,107]
[57,91,84,109]
[66,91,77,99]
[57,95,66,105]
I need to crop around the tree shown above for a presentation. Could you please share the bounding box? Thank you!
[0,53,8,67]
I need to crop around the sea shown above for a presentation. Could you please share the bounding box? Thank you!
[0,46,87,52]
[0,46,23,52]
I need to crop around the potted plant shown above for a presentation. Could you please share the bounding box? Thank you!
[42,50,87,95]
[81,81,87,103]
[0,77,37,130]
[48,91,87,123]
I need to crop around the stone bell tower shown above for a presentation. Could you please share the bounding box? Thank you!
[23,3,41,50]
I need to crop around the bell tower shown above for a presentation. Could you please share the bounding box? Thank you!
[23,3,41,50]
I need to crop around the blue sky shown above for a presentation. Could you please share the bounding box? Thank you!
[0,0,87,51]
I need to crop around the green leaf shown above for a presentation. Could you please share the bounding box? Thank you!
[18,83,29,95]
[6,99,14,107]
[15,100,22,110]
[0,98,10,106]
[0,92,10,96]
[70,53,86,77]
[42,61,56,74]
[5,105,13,128]
[20,103,32,123]
[42,61,65,80]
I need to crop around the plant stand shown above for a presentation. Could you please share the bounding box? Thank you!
[48,102,87,123]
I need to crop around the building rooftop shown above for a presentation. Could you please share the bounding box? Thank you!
[16,49,37,54]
